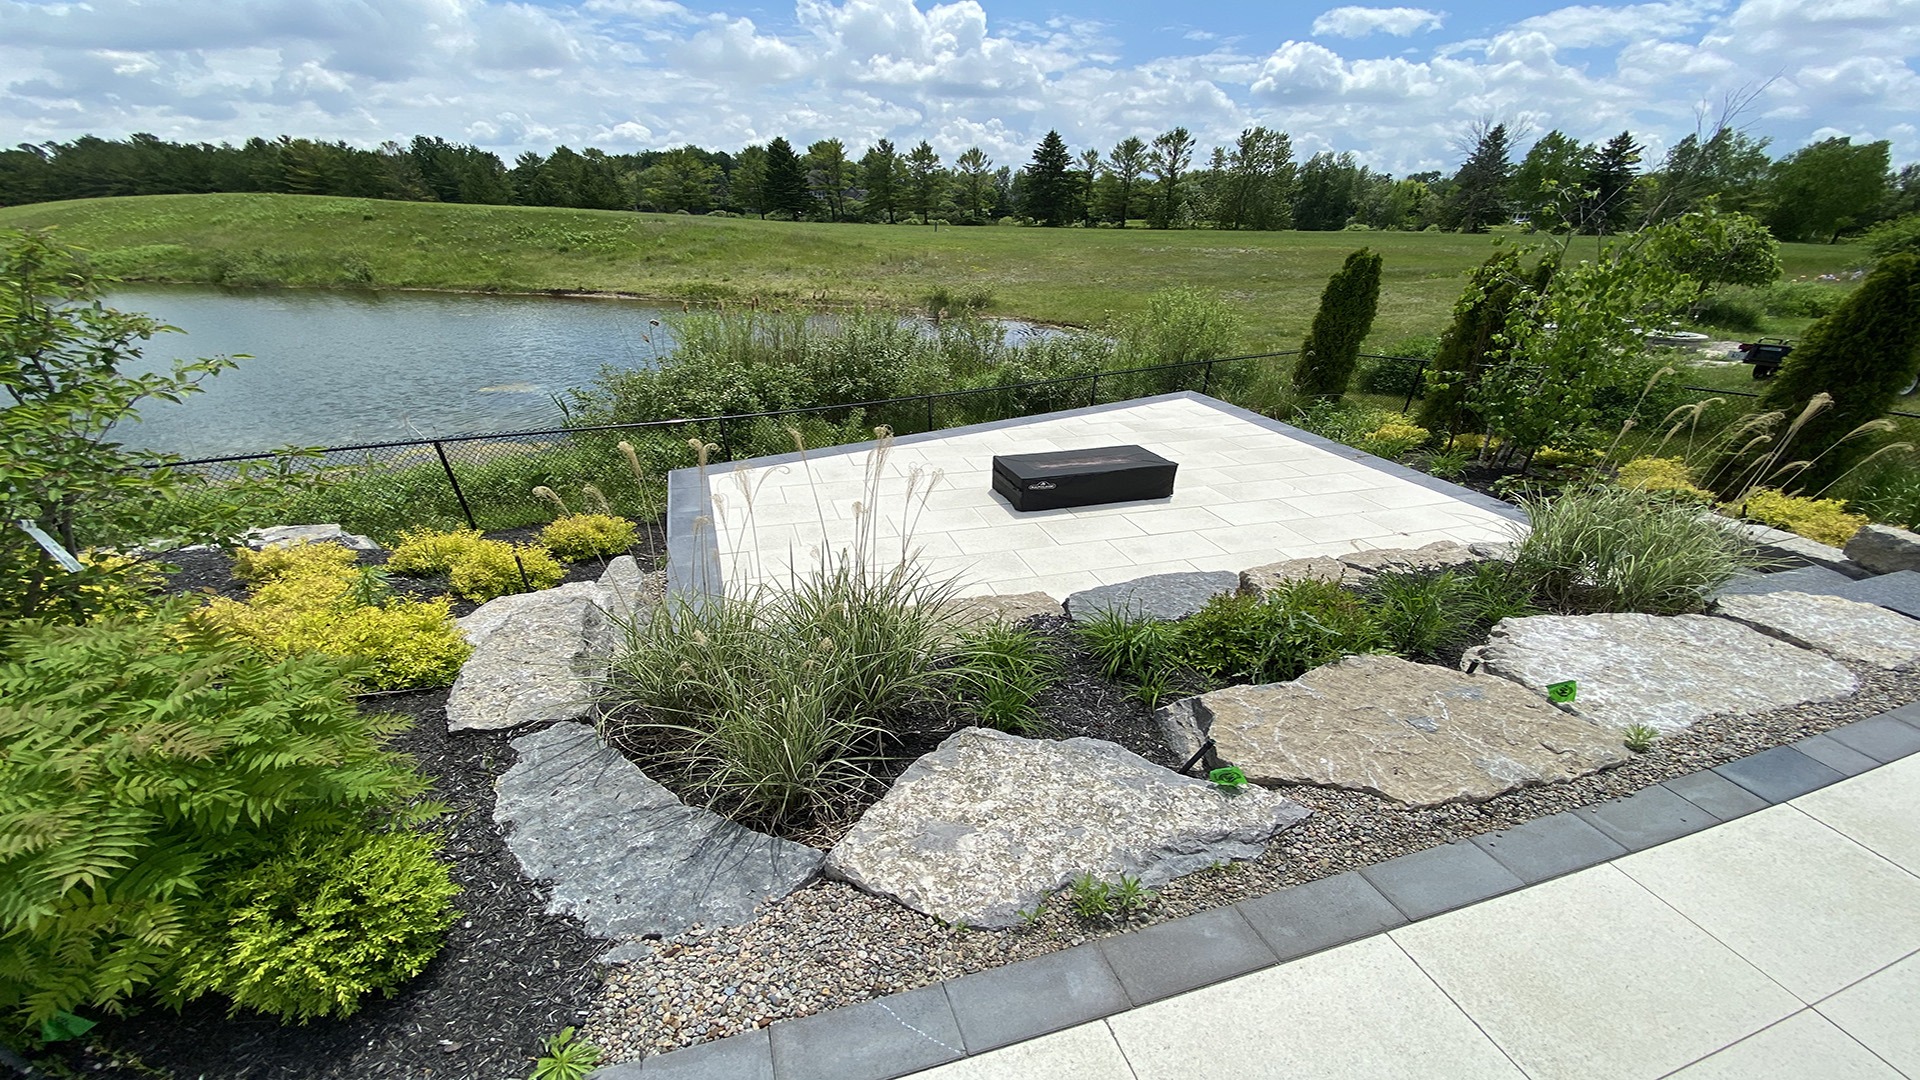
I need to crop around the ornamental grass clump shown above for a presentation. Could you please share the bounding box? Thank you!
[1509,486,1762,615]
[601,428,987,836]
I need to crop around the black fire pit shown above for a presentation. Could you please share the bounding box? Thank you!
[990,444,1177,512]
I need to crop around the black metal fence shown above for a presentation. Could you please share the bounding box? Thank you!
[141,349,1919,542]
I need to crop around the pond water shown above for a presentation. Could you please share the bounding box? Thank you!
[114,286,1054,459]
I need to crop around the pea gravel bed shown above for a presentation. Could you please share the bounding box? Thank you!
[578,662,1920,1067]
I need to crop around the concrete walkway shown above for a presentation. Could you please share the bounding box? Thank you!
[903,753,1920,1080]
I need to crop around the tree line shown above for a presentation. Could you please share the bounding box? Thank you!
[2,125,1914,241]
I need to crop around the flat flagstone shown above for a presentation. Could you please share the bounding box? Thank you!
[1063,570,1237,622]
[824,728,1308,928]
[1235,555,1345,596]
[1835,569,1920,619]
[956,590,1063,625]
[494,724,822,941]
[1156,655,1628,806]
[1466,612,1857,732]
[1711,590,1920,669]
[1714,564,1856,598]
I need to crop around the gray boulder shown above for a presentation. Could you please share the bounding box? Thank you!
[1337,540,1482,581]
[958,590,1064,626]
[1157,656,1626,807]
[243,523,380,552]
[1846,524,1920,575]
[824,728,1308,927]
[1065,571,1238,623]
[1711,591,1920,670]
[495,724,822,940]
[447,582,615,731]
[595,555,657,622]
[1466,613,1857,733]
[1237,557,1345,597]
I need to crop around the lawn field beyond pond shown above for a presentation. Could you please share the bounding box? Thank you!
[0,193,1869,350]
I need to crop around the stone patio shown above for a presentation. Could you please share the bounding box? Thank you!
[666,393,1524,601]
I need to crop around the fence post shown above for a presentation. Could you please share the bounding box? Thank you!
[925,393,935,433]
[432,441,481,532]
[1403,361,1426,414]
[1202,359,1213,396]
[718,417,732,461]
[1088,372,1099,407]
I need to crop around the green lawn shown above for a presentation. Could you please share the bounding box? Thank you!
[0,193,1873,351]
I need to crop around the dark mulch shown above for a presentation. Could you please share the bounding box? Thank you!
[47,524,676,1080]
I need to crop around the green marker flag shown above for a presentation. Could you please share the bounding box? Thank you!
[1208,766,1248,790]
[1546,680,1578,704]
[41,1011,95,1042]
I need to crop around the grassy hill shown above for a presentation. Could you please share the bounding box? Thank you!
[0,193,1866,349]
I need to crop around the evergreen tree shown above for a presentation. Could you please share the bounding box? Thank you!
[1023,130,1074,227]
[1076,148,1101,226]
[764,137,813,220]
[1292,248,1385,402]
[1146,127,1195,229]
[861,139,901,223]
[1294,151,1365,230]
[1104,137,1148,226]
[1720,253,1920,494]
[1415,250,1549,432]
[1582,131,1642,234]
[1443,123,1512,233]
[1214,126,1295,231]
[905,140,944,223]
[731,144,769,217]
[805,138,853,221]
[953,146,993,223]
[1644,127,1772,222]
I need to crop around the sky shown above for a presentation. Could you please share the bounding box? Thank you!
[1,0,1915,177]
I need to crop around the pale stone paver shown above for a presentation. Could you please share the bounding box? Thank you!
[1817,952,1920,1076]
[700,397,1519,599]
[1665,1011,1904,1079]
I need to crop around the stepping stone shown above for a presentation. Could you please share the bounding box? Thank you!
[242,523,380,551]
[447,581,615,731]
[1836,570,1920,620]
[1845,524,1920,575]
[1156,655,1627,807]
[824,728,1308,928]
[1714,564,1856,598]
[1336,540,1482,582]
[1711,591,1920,670]
[1065,571,1237,623]
[494,724,822,940]
[958,590,1064,625]
[1466,613,1857,733]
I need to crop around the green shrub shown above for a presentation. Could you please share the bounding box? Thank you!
[1367,564,1539,659]
[1843,454,1920,529]
[538,513,637,560]
[1689,289,1765,332]
[0,610,433,1026]
[950,623,1061,734]
[388,527,565,602]
[1510,486,1761,614]
[1616,457,1714,500]
[1758,279,1846,319]
[200,548,469,691]
[1356,420,1432,461]
[1074,607,1185,687]
[1739,488,1868,547]
[166,826,457,1021]
[1178,582,1386,684]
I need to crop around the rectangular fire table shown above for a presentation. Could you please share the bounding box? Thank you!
[990,444,1178,511]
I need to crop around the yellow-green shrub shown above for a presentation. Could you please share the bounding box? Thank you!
[539,513,637,560]
[201,572,469,691]
[1739,488,1869,547]
[232,541,360,585]
[1357,421,1430,460]
[1616,457,1714,501]
[1531,446,1602,469]
[387,528,565,602]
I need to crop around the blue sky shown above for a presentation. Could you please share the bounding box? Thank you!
[2,0,1915,176]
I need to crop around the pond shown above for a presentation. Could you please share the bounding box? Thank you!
[114,286,1055,459]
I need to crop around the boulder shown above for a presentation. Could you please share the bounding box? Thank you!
[596,555,655,621]
[243,523,380,552]
[1470,540,1516,561]
[1465,612,1856,733]
[1156,656,1626,807]
[824,728,1308,927]
[1711,591,1920,670]
[1846,524,1920,575]
[1065,571,1238,623]
[1237,557,1345,597]
[958,591,1064,626]
[1337,540,1482,581]
[447,582,615,731]
[494,724,822,940]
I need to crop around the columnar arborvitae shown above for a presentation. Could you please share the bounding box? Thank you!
[1292,248,1384,402]
[1417,251,1555,432]
[1718,253,1920,495]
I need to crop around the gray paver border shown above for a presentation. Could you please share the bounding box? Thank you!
[662,391,1527,601]
[591,702,1920,1080]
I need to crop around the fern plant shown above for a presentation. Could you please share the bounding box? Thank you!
[0,607,436,1027]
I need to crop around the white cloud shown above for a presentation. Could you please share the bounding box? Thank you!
[1311,6,1445,38]
[0,0,1913,180]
